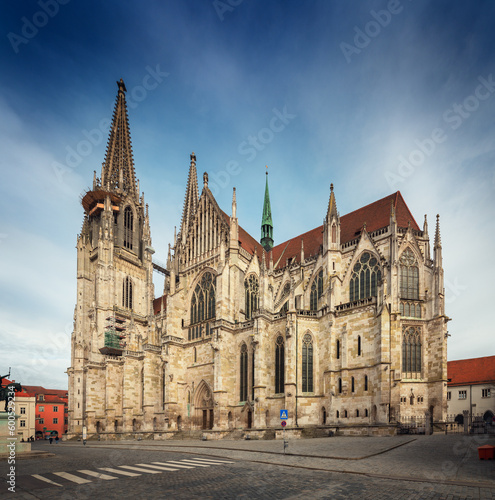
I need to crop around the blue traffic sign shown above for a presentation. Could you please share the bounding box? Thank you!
[280,409,288,420]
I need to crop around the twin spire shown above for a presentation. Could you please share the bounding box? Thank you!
[101,79,138,199]
[179,152,199,243]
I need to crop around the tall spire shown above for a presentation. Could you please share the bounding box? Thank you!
[261,166,274,252]
[179,152,199,243]
[326,183,338,221]
[101,79,138,198]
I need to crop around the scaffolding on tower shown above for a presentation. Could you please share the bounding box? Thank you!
[99,314,126,356]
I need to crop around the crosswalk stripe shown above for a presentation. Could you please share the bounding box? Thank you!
[192,457,234,464]
[135,463,179,472]
[152,461,195,469]
[32,474,63,487]
[53,471,92,484]
[78,470,117,480]
[174,459,211,467]
[99,467,141,477]
[119,465,162,474]
[167,460,210,468]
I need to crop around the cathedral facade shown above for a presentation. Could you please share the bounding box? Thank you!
[67,81,449,437]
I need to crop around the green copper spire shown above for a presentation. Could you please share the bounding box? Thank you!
[261,167,273,252]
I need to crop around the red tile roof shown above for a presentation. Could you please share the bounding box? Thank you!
[268,191,420,270]
[221,211,263,257]
[448,356,495,387]
[153,295,167,315]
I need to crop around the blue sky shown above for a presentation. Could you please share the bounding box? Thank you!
[1,0,494,388]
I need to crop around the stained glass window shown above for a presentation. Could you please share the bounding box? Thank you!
[302,334,314,392]
[310,270,323,311]
[275,336,285,394]
[240,343,248,402]
[402,326,422,376]
[349,253,381,302]
[189,272,216,340]
[400,249,419,300]
[245,274,259,320]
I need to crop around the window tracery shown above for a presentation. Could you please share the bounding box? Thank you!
[349,252,381,302]
[244,274,259,320]
[310,270,323,311]
[189,272,216,340]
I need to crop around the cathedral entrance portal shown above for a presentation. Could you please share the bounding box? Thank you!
[195,381,214,430]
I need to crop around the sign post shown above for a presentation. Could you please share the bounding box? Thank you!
[280,409,288,454]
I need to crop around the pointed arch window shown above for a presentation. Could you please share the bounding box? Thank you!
[123,206,133,250]
[189,272,216,340]
[349,252,381,302]
[302,334,314,393]
[123,276,133,309]
[240,343,248,402]
[275,336,285,394]
[310,270,323,311]
[402,326,422,377]
[245,274,259,320]
[400,249,419,300]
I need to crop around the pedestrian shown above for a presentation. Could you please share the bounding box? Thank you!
[49,437,53,444]
[55,436,59,444]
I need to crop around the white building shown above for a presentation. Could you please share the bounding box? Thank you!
[447,356,495,424]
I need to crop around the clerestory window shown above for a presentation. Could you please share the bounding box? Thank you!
[349,252,381,302]
[189,272,216,340]
[245,274,259,320]
[310,270,323,311]
[400,248,419,300]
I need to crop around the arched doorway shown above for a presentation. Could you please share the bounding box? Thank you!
[177,415,182,430]
[194,381,214,430]
[247,410,252,429]
[96,421,101,433]
[228,411,233,429]
[132,418,137,431]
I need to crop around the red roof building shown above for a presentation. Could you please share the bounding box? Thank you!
[23,385,69,438]
[447,356,495,422]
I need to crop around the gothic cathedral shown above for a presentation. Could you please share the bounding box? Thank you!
[68,81,449,438]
